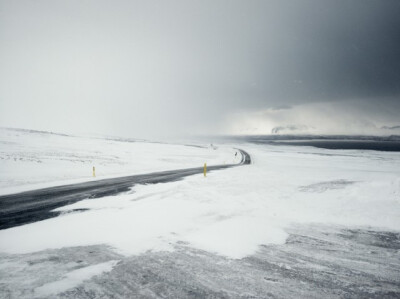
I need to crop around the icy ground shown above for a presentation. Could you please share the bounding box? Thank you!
[0,128,236,195]
[1,225,399,298]
[0,130,400,298]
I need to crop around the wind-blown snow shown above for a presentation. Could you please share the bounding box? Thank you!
[0,141,399,259]
[0,128,237,195]
[34,260,119,297]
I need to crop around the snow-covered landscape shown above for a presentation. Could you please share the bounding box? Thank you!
[0,128,399,298]
[2,0,400,297]
[0,128,237,195]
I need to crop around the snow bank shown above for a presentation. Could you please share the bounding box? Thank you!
[0,128,237,194]
[0,143,399,259]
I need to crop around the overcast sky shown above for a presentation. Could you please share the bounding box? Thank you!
[1,0,399,138]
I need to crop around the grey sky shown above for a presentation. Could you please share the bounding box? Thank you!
[1,0,399,138]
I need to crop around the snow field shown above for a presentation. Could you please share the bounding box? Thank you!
[0,142,399,259]
[0,128,238,195]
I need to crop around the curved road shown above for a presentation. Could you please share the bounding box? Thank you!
[0,149,251,230]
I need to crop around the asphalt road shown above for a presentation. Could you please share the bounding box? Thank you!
[0,149,251,230]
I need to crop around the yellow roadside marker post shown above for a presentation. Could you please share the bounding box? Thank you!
[93,166,96,177]
[204,163,207,177]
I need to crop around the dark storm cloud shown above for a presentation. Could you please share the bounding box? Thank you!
[0,0,399,137]
[227,0,400,107]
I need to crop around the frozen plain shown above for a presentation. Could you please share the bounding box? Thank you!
[0,128,237,195]
[0,128,400,298]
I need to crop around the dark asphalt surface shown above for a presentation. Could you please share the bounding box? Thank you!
[0,149,251,230]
